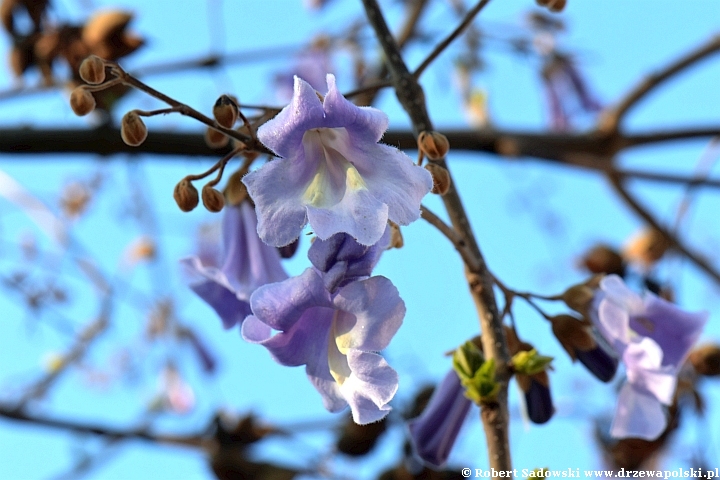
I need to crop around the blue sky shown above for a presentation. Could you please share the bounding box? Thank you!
[1,0,720,478]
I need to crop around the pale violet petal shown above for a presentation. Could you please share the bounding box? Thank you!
[306,189,388,246]
[243,158,312,247]
[257,76,326,158]
[249,268,331,331]
[610,382,667,440]
[323,74,389,142]
[332,276,405,353]
[623,338,677,405]
[340,350,398,424]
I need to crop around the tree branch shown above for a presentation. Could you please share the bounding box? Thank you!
[599,34,720,132]
[361,0,512,472]
[607,172,720,284]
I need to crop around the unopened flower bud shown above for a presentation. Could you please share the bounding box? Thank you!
[205,127,229,149]
[202,184,225,213]
[388,221,404,249]
[418,131,449,161]
[424,163,451,195]
[224,169,248,206]
[688,344,720,376]
[173,178,199,212]
[517,370,554,424]
[70,87,96,116]
[536,0,566,12]
[550,314,595,360]
[623,228,671,268]
[277,238,299,259]
[121,111,148,146]
[561,283,596,314]
[213,95,239,129]
[79,55,106,84]
[581,244,624,276]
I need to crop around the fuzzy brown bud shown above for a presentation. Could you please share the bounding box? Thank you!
[213,95,239,129]
[424,163,451,195]
[120,111,148,146]
[224,169,248,206]
[536,0,566,12]
[70,87,96,116]
[202,185,225,213]
[582,244,624,276]
[687,344,720,376]
[561,283,596,314]
[79,55,106,85]
[623,228,671,268]
[388,221,404,249]
[205,127,229,149]
[417,131,449,161]
[173,179,199,212]
[550,314,595,360]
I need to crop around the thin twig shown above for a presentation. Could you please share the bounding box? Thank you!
[607,172,720,284]
[413,0,493,78]
[420,205,479,271]
[599,34,720,132]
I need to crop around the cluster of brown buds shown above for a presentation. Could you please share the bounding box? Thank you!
[2,3,143,86]
[417,130,451,196]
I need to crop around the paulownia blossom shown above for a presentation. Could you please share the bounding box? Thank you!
[242,229,405,424]
[244,74,433,247]
[591,275,707,440]
[181,201,287,329]
[408,369,472,467]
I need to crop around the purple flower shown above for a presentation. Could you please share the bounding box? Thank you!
[181,201,288,329]
[408,370,472,467]
[541,53,602,131]
[591,275,707,440]
[242,231,404,424]
[244,74,433,247]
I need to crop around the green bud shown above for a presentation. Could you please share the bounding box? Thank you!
[452,341,499,404]
[512,349,553,376]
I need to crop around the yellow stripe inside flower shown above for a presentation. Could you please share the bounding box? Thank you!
[327,310,353,385]
[302,128,368,208]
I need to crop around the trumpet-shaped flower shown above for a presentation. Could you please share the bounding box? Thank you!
[408,370,472,467]
[244,74,433,247]
[181,201,287,329]
[591,275,707,440]
[242,230,404,424]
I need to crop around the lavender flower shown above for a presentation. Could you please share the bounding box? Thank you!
[242,230,405,424]
[591,275,707,440]
[181,201,287,329]
[244,74,432,247]
[408,370,472,467]
[541,53,602,131]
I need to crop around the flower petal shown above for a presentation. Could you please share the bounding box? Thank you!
[243,157,313,247]
[623,338,677,405]
[632,295,708,367]
[306,188,388,246]
[340,350,398,424]
[258,76,326,158]
[321,128,432,227]
[250,268,331,331]
[181,256,251,329]
[332,276,405,353]
[610,382,667,440]
[323,74,389,143]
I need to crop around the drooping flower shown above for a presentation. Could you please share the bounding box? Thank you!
[244,74,433,247]
[541,53,602,131]
[181,201,287,329]
[408,370,472,467]
[590,275,707,440]
[242,229,404,424]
